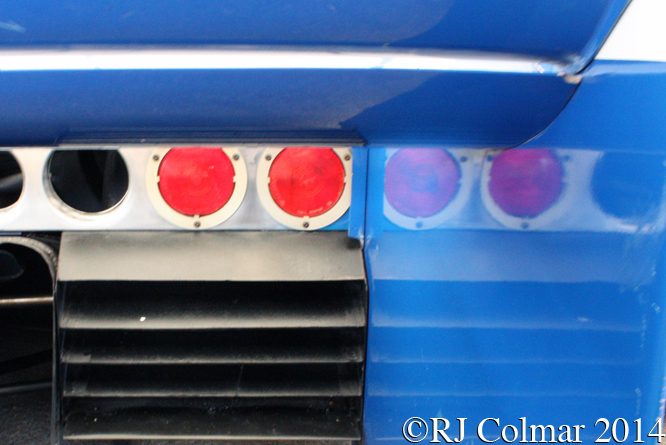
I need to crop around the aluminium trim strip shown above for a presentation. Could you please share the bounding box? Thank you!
[0,47,567,74]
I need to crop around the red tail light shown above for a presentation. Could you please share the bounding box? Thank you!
[258,147,352,230]
[268,147,345,217]
[487,149,563,218]
[147,147,247,229]
[384,148,461,218]
[158,148,235,216]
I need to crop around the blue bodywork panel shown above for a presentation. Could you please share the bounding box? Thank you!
[0,70,575,148]
[362,60,666,443]
[0,0,625,63]
[0,1,629,147]
[525,62,666,153]
[2,1,663,443]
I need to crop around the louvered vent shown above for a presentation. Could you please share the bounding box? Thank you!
[54,231,366,444]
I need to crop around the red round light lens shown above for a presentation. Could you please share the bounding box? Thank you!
[158,148,235,216]
[385,148,461,218]
[268,148,345,217]
[488,149,563,218]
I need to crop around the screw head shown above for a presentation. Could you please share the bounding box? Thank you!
[152,154,160,161]
[194,221,201,228]
[265,154,272,161]
[344,154,351,161]
[232,153,240,161]
[459,156,468,163]
[303,222,310,229]
[521,222,529,230]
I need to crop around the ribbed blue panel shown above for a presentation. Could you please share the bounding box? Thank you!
[363,61,666,444]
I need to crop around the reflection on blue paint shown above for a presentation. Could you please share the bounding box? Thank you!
[363,61,666,444]
[0,69,577,148]
[0,0,626,64]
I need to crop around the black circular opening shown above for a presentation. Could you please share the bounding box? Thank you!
[592,152,666,219]
[48,150,129,213]
[0,244,53,298]
[0,151,23,209]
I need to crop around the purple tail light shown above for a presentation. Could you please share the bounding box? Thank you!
[488,149,563,218]
[385,148,461,218]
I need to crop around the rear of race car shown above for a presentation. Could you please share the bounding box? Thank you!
[1,0,666,444]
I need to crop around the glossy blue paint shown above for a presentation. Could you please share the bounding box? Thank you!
[0,0,626,63]
[525,61,666,153]
[572,1,630,72]
[363,61,666,444]
[348,147,369,241]
[0,69,575,148]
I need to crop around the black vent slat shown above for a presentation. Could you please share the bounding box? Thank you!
[60,281,366,330]
[63,363,363,398]
[63,406,361,441]
[66,395,361,411]
[62,328,365,365]
[55,231,367,442]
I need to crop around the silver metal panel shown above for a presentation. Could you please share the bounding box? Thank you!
[2,147,290,231]
[58,231,365,282]
[3,146,663,234]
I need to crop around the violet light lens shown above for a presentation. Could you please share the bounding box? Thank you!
[385,148,461,218]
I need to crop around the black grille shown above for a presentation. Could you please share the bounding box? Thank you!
[54,232,367,443]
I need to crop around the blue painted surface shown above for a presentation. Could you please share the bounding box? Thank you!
[348,147,369,241]
[363,61,666,444]
[572,1,629,72]
[525,61,666,153]
[0,0,626,63]
[0,70,575,148]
